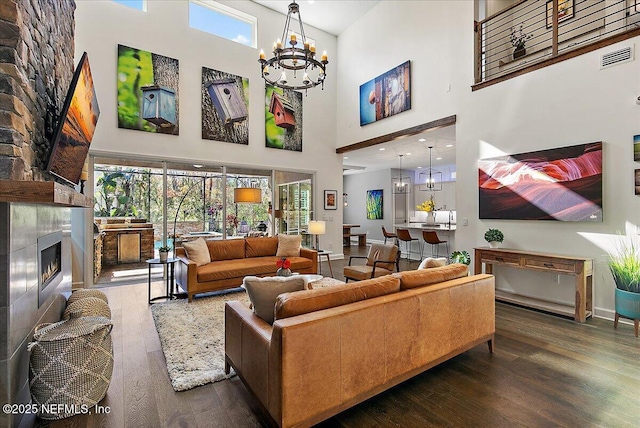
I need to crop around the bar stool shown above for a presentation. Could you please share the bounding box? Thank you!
[422,230,449,259]
[381,225,397,244]
[396,228,420,260]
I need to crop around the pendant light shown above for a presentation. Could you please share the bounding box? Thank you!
[392,154,411,194]
[419,146,442,191]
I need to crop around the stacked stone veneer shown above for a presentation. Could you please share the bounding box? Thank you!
[0,0,76,180]
[0,1,76,427]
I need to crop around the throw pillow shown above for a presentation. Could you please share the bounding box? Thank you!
[418,257,448,269]
[181,237,211,266]
[276,234,302,257]
[242,276,306,324]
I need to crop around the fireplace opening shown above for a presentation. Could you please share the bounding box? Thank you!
[37,231,63,307]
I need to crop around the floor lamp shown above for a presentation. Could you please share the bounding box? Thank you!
[308,220,326,252]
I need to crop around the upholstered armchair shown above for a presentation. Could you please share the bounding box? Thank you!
[343,243,400,282]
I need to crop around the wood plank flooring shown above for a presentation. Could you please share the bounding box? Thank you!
[37,247,640,428]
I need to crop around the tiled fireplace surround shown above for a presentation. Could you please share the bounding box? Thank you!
[0,203,71,428]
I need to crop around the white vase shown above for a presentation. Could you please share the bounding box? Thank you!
[159,251,168,262]
[489,241,500,248]
[426,211,436,226]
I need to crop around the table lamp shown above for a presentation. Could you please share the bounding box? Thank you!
[308,220,326,252]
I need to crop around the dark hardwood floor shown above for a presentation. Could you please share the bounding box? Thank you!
[39,245,640,428]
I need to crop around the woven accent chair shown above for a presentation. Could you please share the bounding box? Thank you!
[343,243,400,282]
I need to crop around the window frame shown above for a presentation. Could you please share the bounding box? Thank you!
[189,0,257,48]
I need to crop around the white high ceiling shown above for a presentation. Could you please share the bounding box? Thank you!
[252,0,380,36]
[252,0,457,174]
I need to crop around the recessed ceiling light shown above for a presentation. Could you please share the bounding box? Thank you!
[418,138,426,142]
[406,152,411,156]
[193,164,203,168]
[379,147,385,151]
[446,144,454,147]
[417,166,422,169]
[436,157,442,160]
[344,156,349,160]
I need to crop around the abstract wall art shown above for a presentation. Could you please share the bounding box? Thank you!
[366,189,384,220]
[360,61,411,126]
[478,142,602,221]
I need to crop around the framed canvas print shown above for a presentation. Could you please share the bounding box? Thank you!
[546,0,574,28]
[359,61,411,126]
[634,134,640,162]
[366,189,383,220]
[479,142,602,221]
[636,169,640,195]
[324,190,337,210]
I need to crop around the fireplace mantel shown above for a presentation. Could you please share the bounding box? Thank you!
[0,180,91,208]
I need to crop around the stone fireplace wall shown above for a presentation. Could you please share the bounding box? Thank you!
[0,0,77,426]
[0,0,76,180]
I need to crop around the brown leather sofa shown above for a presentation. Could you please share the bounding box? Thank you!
[175,237,317,302]
[225,264,495,428]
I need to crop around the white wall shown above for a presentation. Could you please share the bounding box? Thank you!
[337,0,640,318]
[344,169,393,241]
[74,0,344,259]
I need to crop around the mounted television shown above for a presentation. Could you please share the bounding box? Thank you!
[478,142,602,221]
[47,52,100,185]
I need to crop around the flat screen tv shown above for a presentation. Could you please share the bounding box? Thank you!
[47,52,100,185]
[478,142,602,221]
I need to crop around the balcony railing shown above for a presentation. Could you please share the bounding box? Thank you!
[474,0,640,90]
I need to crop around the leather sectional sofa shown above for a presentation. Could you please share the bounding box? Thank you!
[175,237,317,302]
[225,264,495,428]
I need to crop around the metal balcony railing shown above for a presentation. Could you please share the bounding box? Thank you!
[474,0,640,90]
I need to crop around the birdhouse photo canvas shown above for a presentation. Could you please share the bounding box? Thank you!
[117,44,179,135]
[202,67,249,145]
[265,85,303,151]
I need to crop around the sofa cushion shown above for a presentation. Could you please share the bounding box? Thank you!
[418,257,448,269]
[207,238,246,261]
[181,238,211,266]
[243,276,306,324]
[274,275,400,321]
[245,236,278,258]
[197,256,313,282]
[343,265,394,281]
[276,234,301,257]
[393,263,468,290]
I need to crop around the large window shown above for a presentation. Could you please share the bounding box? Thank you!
[189,0,257,48]
[112,0,146,11]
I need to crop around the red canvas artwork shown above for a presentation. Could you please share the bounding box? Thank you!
[478,142,602,221]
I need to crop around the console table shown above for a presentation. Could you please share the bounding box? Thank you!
[474,248,593,322]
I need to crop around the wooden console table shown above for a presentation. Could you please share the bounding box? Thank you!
[474,248,593,322]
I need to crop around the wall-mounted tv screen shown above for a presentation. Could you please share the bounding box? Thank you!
[47,52,100,185]
[478,142,602,221]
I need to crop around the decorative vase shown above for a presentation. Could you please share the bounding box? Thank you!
[513,45,526,60]
[276,268,292,277]
[489,241,500,248]
[426,211,436,226]
[159,251,168,262]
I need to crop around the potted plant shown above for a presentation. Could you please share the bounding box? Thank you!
[608,238,640,336]
[450,250,471,266]
[509,25,533,59]
[159,246,170,262]
[484,229,504,248]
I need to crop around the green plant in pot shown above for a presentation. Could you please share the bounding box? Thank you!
[484,229,504,248]
[450,250,471,266]
[608,238,640,337]
[159,246,171,262]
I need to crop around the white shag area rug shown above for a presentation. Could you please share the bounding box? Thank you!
[150,289,249,392]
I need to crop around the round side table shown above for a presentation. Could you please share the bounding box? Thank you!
[146,257,178,304]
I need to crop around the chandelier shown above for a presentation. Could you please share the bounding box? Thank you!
[392,154,411,194]
[258,1,328,93]
[419,146,442,191]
